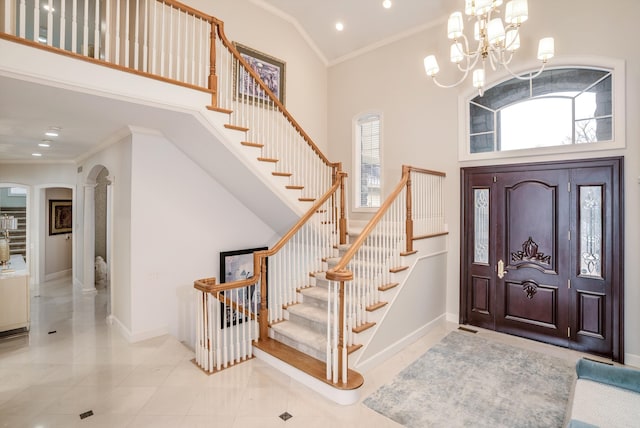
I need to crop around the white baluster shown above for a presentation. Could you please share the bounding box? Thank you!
[70,0,77,52]
[114,0,121,63]
[134,0,139,70]
[46,0,52,46]
[123,0,129,66]
[142,0,148,72]
[18,0,26,38]
[82,0,88,55]
[59,0,66,50]
[33,0,39,43]
[93,0,99,58]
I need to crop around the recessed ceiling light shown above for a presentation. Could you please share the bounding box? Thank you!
[45,126,61,137]
[39,141,51,147]
[32,153,42,157]
[383,0,392,9]
[335,22,344,31]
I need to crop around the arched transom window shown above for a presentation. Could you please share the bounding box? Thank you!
[468,67,613,154]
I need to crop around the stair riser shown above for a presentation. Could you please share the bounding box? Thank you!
[270,330,326,361]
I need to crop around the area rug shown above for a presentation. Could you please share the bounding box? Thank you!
[363,331,575,428]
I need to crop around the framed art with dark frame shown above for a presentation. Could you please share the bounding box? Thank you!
[234,42,286,106]
[219,247,267,328]
[49,199,72,235]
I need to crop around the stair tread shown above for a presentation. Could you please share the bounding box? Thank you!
[287,303,327,324]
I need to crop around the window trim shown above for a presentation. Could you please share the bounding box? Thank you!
[352,111,383,213]
[458,57,626,162]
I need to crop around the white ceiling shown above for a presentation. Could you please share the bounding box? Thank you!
[256,0,448,64]
[0,0,451,164]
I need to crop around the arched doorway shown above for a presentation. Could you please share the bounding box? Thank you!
[84,165,112,317]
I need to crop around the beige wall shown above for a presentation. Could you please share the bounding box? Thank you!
[327,0,640,364]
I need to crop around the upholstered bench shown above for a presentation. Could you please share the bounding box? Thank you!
[567,358,640,427]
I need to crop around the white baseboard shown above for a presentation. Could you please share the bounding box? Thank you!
[253,347,361,406]
[44,269,72,282]
[108,314,169,343]
[446,312,459,324]
[624,352,640,369]
[354,313,446,373]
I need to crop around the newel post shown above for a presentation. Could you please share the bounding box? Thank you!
[208,20,218,107]
[259,254,268,340]
[339,172,347,245]
[338,280,346,384]
[405,166,414,253]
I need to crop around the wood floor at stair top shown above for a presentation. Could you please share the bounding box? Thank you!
[254,337,364,391]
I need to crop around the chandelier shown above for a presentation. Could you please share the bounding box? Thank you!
[423,0,554,96]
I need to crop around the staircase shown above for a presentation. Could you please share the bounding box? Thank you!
[269,231,403,367]
[0,0,449,404]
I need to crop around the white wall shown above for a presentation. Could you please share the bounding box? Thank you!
[78,133,133,329]
[188,0,329,153]
[327,0,640,364]
[128,130,277,343]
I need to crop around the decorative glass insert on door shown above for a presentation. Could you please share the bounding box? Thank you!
[580,186,602,277]
[474,189,489,264]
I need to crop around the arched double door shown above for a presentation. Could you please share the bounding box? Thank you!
[461,157,624,362]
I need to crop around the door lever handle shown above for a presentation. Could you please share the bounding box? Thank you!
[497,259,509,279]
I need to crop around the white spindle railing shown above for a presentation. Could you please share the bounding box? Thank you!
[214,34,336,203]
[326,166,446,384]
[4,0,212,90]
[194,278,259,373]
[194,173,347,375]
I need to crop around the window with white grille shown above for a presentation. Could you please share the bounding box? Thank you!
[354,113,381,209]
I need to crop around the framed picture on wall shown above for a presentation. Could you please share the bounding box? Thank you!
[219,247,267,328]
[234,42,286,106]
[49,199,72,235]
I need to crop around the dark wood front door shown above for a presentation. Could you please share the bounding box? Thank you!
[461,158,624,362]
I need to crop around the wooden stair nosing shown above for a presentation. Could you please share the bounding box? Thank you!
[254,337,364,390]
[352,321,376,334]
[257,157,279,163]
[272,171,293,177]
[347,343,363,355]
[207,105,233,114]
[241,141,264,148]
[299,197,316,202]
[224,123,249,132]
[389,265,409,273]
[286,185,304,190]
[366,301,388,312]
[400,250,418,256]
[378,282,399,292]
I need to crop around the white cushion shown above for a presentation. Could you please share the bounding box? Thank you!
[571,379,640,427]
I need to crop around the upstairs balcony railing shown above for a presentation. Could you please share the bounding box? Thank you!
[1,0,340,203]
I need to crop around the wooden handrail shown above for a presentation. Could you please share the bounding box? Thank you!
[325,165,445,281]
[196,171,347,296]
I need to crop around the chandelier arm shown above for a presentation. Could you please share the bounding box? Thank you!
[458,52,481,73]
[502,61,549,81]
[430,67,472,89]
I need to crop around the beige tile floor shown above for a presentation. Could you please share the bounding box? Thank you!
[0,276,590,427]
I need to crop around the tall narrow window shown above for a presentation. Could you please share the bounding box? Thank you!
[354,114,382,209]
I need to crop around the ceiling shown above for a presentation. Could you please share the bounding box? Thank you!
[256,0,448,64]
[0,0,451,164]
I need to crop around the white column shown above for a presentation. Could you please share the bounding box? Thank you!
[82,183,97,294]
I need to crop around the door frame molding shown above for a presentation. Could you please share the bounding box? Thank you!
[460,156,624,362]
